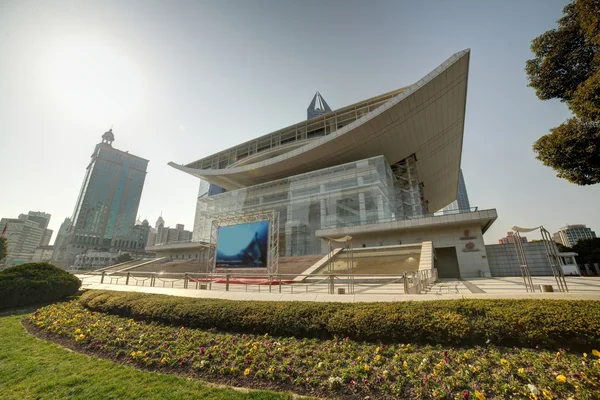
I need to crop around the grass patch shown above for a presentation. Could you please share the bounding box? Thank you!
[29,300,600,399]
[0,308,299,400]
[80,290,600,351]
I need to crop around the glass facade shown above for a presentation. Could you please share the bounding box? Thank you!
[193,156,425,256]
[69,144,148,249]
[440,169,470,213]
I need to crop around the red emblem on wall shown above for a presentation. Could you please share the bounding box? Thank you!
[464,229,470,237]
[465,242,475,250]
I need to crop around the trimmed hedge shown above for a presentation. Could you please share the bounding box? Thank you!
[0,262,81,309]
[80,290,600,350]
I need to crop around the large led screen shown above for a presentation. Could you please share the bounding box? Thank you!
[216,220,269,268]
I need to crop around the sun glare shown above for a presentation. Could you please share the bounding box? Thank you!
[41,35,147,122]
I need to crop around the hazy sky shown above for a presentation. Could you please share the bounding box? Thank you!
[1,0,598,244]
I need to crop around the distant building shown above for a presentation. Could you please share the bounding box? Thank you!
[31,245,54,263]
[498,231,527,245]
[51,217,72,260]
[307,91,332,120]
[53,129,149,267]
[440,169,471,214]
[154,219,192,245]
[553,224,597,248]
[1,211,52,267]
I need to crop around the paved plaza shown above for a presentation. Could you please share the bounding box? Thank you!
[77,273,600,303]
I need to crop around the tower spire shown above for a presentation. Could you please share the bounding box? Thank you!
[307,92,332,120]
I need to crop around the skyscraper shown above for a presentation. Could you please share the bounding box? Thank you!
[440,169,471,213]
[1,211,52,267]
[307,91,332,120]
[53,129,149,266]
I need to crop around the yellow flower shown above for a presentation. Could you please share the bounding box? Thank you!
[529,394,538,400]
[363,364,370,372]
[518,368,525,374]
[244,368,251,376]
[403,361,408,367]
[74,328,81,334]
[267,366,274,374]
[541,389,553,399]
[583,353,587,358]
[555,374,567,383]
[500,359,509,366]
[556,351,561,359]
[592,349,600,358]
[356,356,362,361]
[375,355,382,361]
[375,347,380,353]
[475,390,486,400]
[264,333,268,338]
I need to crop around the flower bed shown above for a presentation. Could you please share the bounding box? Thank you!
[80,290,600,351]
[29,301,600,399]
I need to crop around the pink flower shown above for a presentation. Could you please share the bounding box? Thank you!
[199,347,206,355]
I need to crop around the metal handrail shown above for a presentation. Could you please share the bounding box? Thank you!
[78,268,438,295]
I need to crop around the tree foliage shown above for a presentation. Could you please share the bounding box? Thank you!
[572,237,600,265]
[0,236,7,262]
[114,253,132,264]
[533,118,600,185]
[526,0,600,185]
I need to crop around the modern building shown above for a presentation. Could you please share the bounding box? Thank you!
[31,245,54,263]
[307,91,332,120]
[440,169,471,214]
[154,220,192,245]
[51,217,72,260]
[169,50,498,278]
[498,231,527,245]
[553,224,597,248]
[52,129,149,267]
[1,211,52,267]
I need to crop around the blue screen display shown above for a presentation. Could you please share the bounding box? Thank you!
[216,220,269,268]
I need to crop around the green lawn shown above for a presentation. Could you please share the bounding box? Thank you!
[0,308,301,400]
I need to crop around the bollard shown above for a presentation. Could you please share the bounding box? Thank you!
[225,274,230,291]
[278,275,282,293]
[101,271,106,284]
[184,273,189,289]
[125,272,130,286]
[403,272,408,294]
[268,274,272,293]
[329,275,334,294]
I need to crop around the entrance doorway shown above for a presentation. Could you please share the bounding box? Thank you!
[435,247,461,278]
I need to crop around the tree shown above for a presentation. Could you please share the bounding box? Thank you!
[0,237,7,262]
[526,0,600,185]
[572,238,600,265]
[114,253,133,265]
[556,242,573,252]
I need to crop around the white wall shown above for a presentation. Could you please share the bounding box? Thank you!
[324,223,490,278]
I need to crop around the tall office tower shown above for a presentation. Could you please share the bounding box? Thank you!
[553,224,597,248]
[51,217,72,260]
[53,129,149,266]
[307,91,332,120]
[440,169,471,213]
[1,211,52,267]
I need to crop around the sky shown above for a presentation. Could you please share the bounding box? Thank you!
[1,0,598,245]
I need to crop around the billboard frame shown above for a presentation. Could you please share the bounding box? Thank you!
[208,210,279,274]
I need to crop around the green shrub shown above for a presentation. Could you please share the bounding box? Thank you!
[0,262,81,309]
[80,290,600,350]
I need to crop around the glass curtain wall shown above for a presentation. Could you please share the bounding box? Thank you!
[194,156,400,256]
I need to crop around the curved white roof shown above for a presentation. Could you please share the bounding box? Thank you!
[170,49,470,211]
